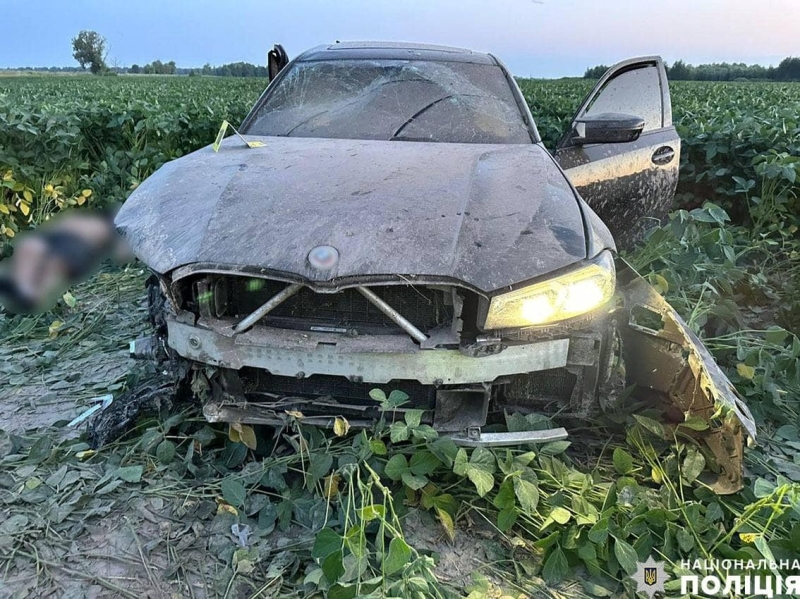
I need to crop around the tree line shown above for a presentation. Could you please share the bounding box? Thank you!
[584,57,800,81]
[127,61,268,77]
[129,60,177,75]
[64,30,268,77]
[4,62,270,78]
[39,30,800,83]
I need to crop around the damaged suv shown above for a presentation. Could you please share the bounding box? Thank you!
[115,42,755,493]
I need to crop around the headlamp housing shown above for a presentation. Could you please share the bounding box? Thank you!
[483,250,615,330]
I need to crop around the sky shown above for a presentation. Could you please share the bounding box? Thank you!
[2,0,798,77]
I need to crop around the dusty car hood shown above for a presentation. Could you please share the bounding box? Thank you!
[115,137,587,292]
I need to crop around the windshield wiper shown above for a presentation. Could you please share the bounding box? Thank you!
[279,108,330,137]
[389,136,441,143]
[389,95,456,140]
[389,94,487,141]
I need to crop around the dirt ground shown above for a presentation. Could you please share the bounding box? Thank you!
[0,268,313,599]
[0,268,175,598]
[0,269,148,434]
[2,267,581,599]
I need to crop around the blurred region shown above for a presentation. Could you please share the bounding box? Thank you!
[0,209,131,314]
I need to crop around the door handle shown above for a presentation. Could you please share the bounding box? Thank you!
[652,146,675,165]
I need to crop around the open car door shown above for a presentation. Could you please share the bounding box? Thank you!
[557,58,756,493]
[555,57,680,249]
[267,44,289,82]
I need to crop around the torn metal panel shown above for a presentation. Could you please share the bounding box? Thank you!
[617,260,756,494]
[167,316,569,385]
[88,371,179,449]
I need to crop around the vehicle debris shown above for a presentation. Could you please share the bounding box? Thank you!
[88,370,181,448]
[231,523,252,547]
[67,393,114,428]
[617,262,756,494]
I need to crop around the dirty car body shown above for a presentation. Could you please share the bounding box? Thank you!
[116,42,755,493]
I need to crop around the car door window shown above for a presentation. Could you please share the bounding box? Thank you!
[584,65,663,131]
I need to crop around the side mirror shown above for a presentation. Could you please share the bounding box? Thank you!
[572,113,644,145]
[267,44,289,82]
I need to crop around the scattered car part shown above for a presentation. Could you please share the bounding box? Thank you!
[87,370,180,448]
[67,394,114,428]
[450,427,570,447]
[617,262,756,494]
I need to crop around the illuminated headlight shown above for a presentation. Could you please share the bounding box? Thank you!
[484,251,615,329]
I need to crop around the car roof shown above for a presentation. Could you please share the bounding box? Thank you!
[295,41,497,65]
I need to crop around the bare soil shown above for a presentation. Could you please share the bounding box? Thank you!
[0,269,148,434]
[0,267,583,599]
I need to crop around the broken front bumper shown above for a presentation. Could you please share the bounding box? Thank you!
[167,315,569,385]
[163,311,586,437]
[148,259,756,494]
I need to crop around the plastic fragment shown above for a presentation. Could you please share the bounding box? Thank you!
[231,523,251,547]
[67,394,114,427]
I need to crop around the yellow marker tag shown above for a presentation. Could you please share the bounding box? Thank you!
[235,131,265,149]
[213,120,265,152]
[212,120,230,152]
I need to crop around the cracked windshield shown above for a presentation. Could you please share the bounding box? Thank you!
[247,60,532,143]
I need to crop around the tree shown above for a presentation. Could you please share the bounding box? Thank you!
[583,65,609,79]
[204,62,268,77]
[144,60,162,74]
[141,59,177,75]
[129,64,141,74]
[774,57,800,81]
[667,60,692,80]
[72,30,107,74]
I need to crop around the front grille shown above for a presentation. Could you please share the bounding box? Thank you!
[239,369,436,409]
[227,279,454,334]
[503,369,577,403]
